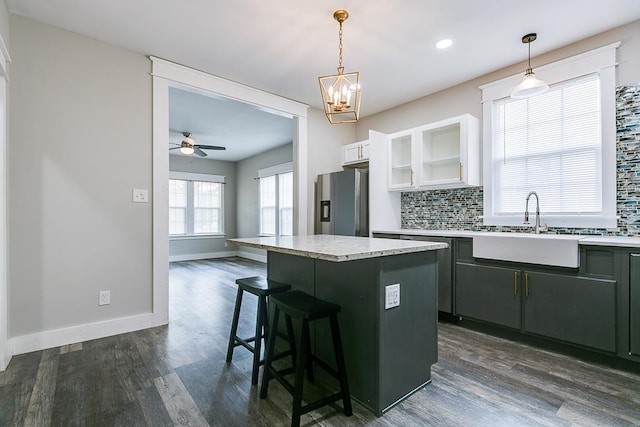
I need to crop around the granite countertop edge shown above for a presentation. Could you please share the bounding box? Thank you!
[227,236,448,261]
[372,229,640,248]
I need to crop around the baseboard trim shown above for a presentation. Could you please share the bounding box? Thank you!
[10,313,159,356]
[169,251,238,262]
[237,251,267,263]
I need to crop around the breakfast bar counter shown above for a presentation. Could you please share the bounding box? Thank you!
[228,235,445,416]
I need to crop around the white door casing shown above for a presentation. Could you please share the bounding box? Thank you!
[150,57,309,325]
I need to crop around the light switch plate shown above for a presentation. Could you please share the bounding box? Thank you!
[385,283,400,310]
[132,189,148,203]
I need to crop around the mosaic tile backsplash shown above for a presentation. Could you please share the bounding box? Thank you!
[401,83,640,237]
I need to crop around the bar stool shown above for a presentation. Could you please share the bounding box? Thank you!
[260,290,352,427]
[226,276,291,385]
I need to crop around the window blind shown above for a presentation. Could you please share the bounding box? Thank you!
[492,74,602,216]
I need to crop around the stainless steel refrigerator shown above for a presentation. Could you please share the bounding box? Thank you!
[315,169,369,236]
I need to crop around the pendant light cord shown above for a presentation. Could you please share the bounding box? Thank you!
[337,20,344,74]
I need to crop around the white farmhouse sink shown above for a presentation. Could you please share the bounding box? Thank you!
[472,232,584,268]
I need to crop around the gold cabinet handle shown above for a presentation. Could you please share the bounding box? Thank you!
[358,144,362,159]
[410,169,414,186]
[513,271,518,295]
[459,162,463,181]
[525,272,529,296]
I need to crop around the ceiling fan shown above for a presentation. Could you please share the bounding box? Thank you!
[169,132,226,157]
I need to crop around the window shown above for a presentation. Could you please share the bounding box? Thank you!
[169,172,224,236]
[258,162,293,236]
[480,43,619,229]
[169,179,187,235]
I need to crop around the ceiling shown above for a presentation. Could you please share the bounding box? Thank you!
[7,0,640,160]
[169,87,293,162]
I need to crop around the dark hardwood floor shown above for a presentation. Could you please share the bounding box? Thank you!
[1,257,639,426]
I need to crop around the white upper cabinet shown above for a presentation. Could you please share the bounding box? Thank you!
[342,140,370,166]
[387,114,480,191]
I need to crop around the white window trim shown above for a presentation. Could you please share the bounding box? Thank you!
[168,174,225,238]
[479,42,620,229]
[169,171,225,183]
[257,161,293,178]
[258,162,293,236]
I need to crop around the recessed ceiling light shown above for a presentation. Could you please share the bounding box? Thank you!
[435,38,453,49]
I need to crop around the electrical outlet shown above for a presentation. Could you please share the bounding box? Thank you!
[99,290,110,306]
[385,283,400,310]
[132,189,148,203]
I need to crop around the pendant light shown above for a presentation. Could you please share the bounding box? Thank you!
[318,10,362,124]
[511,33,548,99]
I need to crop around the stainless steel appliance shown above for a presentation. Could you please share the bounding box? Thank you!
[315,169,368,236]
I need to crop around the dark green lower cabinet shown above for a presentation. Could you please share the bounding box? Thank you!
[523,271,616,352]
[631,254,640,355]
[456,262,520,329]
[456,262,617,352]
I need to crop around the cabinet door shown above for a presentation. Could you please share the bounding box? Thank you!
[360,141,370,161]
[523,271,616,352]
[388,130,415,190]
[631,254,640,355]
[456,262,521,328]
[342,143,361,165]
[417,121,462,187]
[415,114,479,189]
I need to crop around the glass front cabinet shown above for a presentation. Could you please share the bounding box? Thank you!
[387,114,480,191]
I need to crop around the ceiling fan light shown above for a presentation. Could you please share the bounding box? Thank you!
[511,69,549,98]
[180,146,194,155]
[183,137,195,145]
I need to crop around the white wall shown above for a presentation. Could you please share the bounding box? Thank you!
[355,19,640,140]
[169,155,236,261]
[9,16,152,343]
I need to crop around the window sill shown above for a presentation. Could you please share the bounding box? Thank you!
[169,233,226,241]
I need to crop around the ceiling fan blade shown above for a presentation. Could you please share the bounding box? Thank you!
[193,147,208,157]
[195,144,226,150]
[169,147,181,151]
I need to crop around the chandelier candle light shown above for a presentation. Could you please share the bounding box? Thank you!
[319,10,362,124]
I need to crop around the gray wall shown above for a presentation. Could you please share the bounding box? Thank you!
[169,154,236,260]
[236,143,293,258]
[8,16,152,336]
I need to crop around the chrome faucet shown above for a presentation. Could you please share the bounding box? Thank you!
[524,191,546,234]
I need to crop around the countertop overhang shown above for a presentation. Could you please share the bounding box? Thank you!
[228,235,447,262]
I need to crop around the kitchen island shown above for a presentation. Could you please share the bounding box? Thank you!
[228,235,446,416]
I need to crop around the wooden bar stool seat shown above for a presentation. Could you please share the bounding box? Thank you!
[225,276,291,385]
[259,290,352,427]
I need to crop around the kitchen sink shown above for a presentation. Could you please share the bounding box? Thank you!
[472,232,584,268]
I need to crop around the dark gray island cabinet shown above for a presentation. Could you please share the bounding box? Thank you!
[228,235,446,416]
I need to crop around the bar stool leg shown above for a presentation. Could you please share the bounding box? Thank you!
[226,287,244,363]
[304,323,314,382]
[284,314,297,368]
[260,306,280,399]
[291,318,309,427]
[330,315,352,416]
[251,295,267,385]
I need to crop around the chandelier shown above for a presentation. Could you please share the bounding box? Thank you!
[318,10,362,124]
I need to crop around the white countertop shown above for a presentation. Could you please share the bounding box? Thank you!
[228,235,447,262]
[372,229,640,248]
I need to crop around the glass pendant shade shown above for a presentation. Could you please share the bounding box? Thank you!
[511,33,548,99]
[511,68,549,98]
